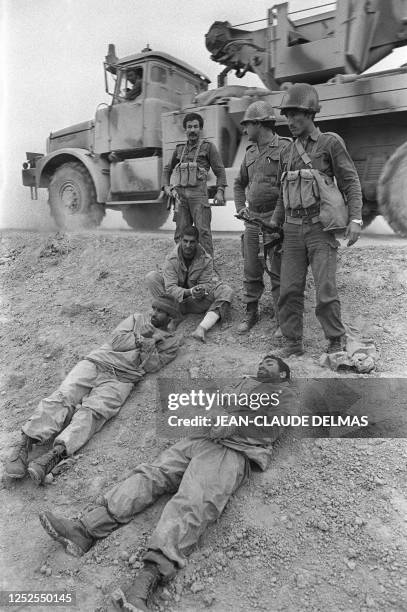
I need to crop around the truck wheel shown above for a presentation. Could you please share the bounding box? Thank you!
[377,142,407,236]
[48,162,105,230]
[121,202,169,230]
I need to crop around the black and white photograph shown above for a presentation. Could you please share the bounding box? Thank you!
[1,1,407,611]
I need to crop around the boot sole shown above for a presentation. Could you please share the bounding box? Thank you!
[27,463,45,486]
[111,588,147,612]
[4,466,27,479]
[38,512,85,558]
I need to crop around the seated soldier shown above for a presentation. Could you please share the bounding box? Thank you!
[38,354,296,612]
[125,68,143,101]
[4,295,180,485]
[146,225,233,343]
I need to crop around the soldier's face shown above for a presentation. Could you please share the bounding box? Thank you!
[243,121,260,142]
[285,110,314,138]
[257,356,281,381]
[151,306,171,328]
[185,120,201,142]
[181,234,198,259]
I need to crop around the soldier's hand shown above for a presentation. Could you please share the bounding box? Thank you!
[191,285,206,300]
[345,221,361,247]
[163,185,173,197]
[213,189,225,205]
[236,208,250,221]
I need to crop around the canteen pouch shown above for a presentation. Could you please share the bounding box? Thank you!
[312,170,348,231]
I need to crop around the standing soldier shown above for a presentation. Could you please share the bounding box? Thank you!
[269,84,363,357]
[162,112,227,257]
[234,101,291,334]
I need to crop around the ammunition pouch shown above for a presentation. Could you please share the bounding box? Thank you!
[170,140,207,188]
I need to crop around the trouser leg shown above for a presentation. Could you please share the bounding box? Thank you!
[278,223,308,341]
[269,248,281,323]
[206,281,234,316]
[81,439,195,538]
[147,438,248,568]
[22,360,98,444]
[175,189,193,245]
[242,223,264,305]
[55,374,133,455]
[306,223,346,339]
[145,271,166,299]
[185,185,213,257]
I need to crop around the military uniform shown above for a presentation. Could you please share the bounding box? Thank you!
[162,140,226,256]
[146,243,233,318]
[234,134,291,315]
[272,127,363,342]
[22,314,179,455]
[75,378,297,573]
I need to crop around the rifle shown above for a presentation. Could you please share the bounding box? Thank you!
[235,213,284,278]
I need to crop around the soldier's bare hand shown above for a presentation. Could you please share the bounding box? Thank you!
[213,189,225,205]
[345,221,361,246]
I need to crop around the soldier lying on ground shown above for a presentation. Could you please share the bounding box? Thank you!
[38,354,296,612]
[4,295,180,485]
[146,225,233,343]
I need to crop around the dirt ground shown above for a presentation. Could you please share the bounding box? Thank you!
[1,229,407,612]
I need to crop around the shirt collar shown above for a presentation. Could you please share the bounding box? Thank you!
[308,127,321,142]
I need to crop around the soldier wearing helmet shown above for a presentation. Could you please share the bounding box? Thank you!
[268,83,363,358]
[234,100,291,334]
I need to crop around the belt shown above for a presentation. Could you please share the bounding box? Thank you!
[286,204,320,218]
[285,215,320,225]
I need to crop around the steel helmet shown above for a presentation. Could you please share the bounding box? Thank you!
[240,101,276,125]
[280,83,321,114]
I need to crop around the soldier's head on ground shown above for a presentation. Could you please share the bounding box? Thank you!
[180,226,199,260]
[240,101,276,142]
[280,83,320,138]
[256,354,291,382]
[183,113,204,143]
[151,294,180,328]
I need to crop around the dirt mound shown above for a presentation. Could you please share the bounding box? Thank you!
[0,231,406,611]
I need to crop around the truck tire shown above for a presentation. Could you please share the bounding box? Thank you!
[377,142,407,236]
[121,202,169,230]
[48,162,105,230]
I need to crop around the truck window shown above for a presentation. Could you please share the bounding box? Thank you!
[151,66,168,83]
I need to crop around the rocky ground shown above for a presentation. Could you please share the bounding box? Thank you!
[0,229,407,612]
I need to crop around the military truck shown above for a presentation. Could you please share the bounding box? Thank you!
[22,0,407,234]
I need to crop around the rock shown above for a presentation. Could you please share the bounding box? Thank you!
[129,554,138,564]
[346,560,356,570]
[365,595,375,608]
[119,550,130,561]
[295,573,308,588]
[347,547,357,559]
[189,367,200,378]
[45,567,52,577]
[203,592,215,606]
[44,473,54,484]
[160,588,171,601]
[40,565,48,574]
[90,459,99,466]
[190,581,204,594]
[317,520,329,532]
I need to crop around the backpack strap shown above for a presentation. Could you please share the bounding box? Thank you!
[178,144,188,164]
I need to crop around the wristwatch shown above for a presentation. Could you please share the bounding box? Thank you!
[351,219,363,226]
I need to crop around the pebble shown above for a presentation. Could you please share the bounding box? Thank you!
[91,459,99,466]
[346,560,356,570]
[160,588,171,601]
[190,581,204,593]
[317,520,329,532]
[365,595,375,607]
[45,568,52,577]
[203,593,215,607]
[119,550,130,561]
[129,554,138,564]
[40,565,48,574]
[44,473,54,484]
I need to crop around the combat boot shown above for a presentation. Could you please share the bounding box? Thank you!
[28,444,67,485]
[39,510,95,557]
[237,303,258,334]
[111,562,162,611]
[4,433,34,479]
[327,336,344,354]
[277,340,305,358]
